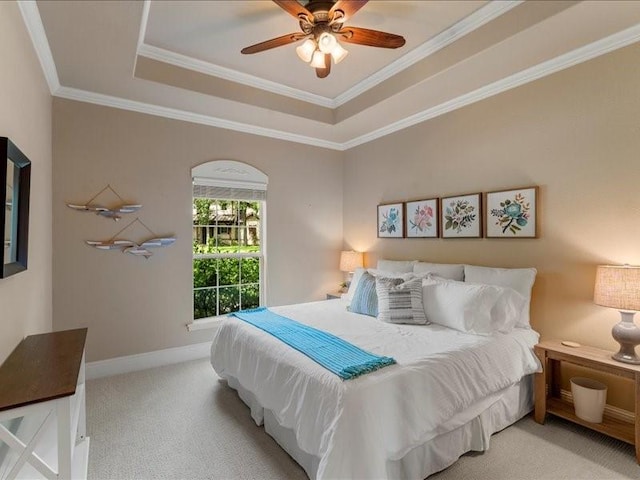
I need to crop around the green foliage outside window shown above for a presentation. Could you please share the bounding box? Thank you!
[193,198,262,319]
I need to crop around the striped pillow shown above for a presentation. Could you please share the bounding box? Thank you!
[376,277,427,325]
[349,272,378,317]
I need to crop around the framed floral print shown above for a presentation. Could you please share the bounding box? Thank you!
[377,202,404,238]
[405,198,438,238]
[485,186,538,238]
[441,193,482,238]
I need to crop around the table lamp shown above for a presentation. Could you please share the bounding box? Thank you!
[339,250,363,288]
[593,265,640,364]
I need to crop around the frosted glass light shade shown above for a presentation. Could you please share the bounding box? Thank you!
[340,251,364,273]
[318,32,337,54]
[296,39,316,63]
[310,50,327,69]
[330,42,348,64]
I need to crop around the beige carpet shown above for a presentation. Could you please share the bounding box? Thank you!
[86,359,638,480]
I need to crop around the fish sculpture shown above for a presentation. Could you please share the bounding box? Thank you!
[86,237,176,259]
[67,203,142,221]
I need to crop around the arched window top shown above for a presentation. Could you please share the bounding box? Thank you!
[193,160,267,201]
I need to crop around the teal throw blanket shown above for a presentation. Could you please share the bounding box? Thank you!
[230,307,396,380]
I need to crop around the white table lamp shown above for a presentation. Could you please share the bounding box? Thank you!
[339,251,363,287]
[594,265,640,364]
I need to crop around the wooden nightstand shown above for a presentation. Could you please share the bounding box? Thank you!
[534,340,640,464]
[326,291,343,300]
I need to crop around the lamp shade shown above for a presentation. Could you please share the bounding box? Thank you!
[340,251,363,273]
[594,265,640,311]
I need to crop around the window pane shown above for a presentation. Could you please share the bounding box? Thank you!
[193,259,217,288]
[219,286,240,314]
[194,288,217,319]
[218,258,239,286]
[241,257,260,283]
[241,285,260,310]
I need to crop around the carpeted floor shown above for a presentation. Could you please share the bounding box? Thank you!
[86,359,638,480]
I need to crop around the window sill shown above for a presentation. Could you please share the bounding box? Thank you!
[186,316,226,332]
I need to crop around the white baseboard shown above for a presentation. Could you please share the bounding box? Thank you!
[86,342,212,380]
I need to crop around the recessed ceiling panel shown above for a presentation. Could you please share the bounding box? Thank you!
[143,1,487,98]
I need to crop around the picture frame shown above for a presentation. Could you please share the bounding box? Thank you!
[377,202,404,238]
[405,198,439,238]
[485,186,538,238]
[440,193,482,238]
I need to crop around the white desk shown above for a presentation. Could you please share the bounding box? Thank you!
[0,329,89,480]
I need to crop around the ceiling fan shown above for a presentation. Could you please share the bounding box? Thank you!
[241,0,406,78]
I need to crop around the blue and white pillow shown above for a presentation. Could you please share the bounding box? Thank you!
[349,271,378,317]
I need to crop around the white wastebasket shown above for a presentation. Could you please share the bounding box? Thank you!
[570,376,607,423]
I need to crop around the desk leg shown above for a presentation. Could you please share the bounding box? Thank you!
[57,397,72,479]
[635,372,639,464]
[534,346,547,424]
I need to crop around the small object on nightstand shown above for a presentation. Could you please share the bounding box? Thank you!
[561,341,581,348]
[326,292,342,300]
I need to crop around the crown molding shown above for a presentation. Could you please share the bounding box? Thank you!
[137,0,151,51]
[18,0,640,152]
[343,22,640,150]
[54,86,345,151]
[332,0,524,106]
[17,0,60,94]
[137,43,336,109]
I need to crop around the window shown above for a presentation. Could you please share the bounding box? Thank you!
[191,161,267,320]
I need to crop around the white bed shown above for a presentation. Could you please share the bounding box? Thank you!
[210,296,540,479]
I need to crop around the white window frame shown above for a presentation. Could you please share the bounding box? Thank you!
[188,161,267,331]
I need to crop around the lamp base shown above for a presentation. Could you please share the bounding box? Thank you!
[611,311,640,365]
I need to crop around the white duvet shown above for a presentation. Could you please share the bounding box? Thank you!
[210,299,540,479]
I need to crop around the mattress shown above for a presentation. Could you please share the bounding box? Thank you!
[211,299,540,479]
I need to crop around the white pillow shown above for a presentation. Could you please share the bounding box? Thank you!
[425,274,526,333]
[413,262,464,281]
[464,265,537,328]
[376,259,416,274]
[345,267,367,301]
[421,276,525,334]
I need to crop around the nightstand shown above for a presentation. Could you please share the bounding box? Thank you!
[326,291,343,300]
[534,340,640,464]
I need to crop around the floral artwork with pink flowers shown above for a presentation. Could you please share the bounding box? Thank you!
[486,187,537,238]
[406,199,438,238]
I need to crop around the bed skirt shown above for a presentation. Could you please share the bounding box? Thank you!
[224,374,533,479]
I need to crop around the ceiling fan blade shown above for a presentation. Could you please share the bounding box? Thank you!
[316,54,331,78]
[241,32,307,54]
[337,27,406,48]
[272,0,312,21]
[329,1,368,23]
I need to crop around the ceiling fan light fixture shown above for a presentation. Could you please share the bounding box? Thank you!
[296,38,316,63]
[330,42,348,64]
[310,50,327,69]
[317,32,337,54]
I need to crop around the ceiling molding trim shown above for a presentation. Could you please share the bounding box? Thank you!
[332,0,524,107]
[137,0,151,51]
[137,44,336,109]
[54,86,344,151]
[17,0,60,94]
[343,23,640,150]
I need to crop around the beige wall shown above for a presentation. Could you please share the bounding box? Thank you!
[343,43,640,410]
[0,3,53,364]
[52,99,343,362]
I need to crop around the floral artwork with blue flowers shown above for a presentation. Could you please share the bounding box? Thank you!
[486,187,537,238]
[378,204,404,237]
